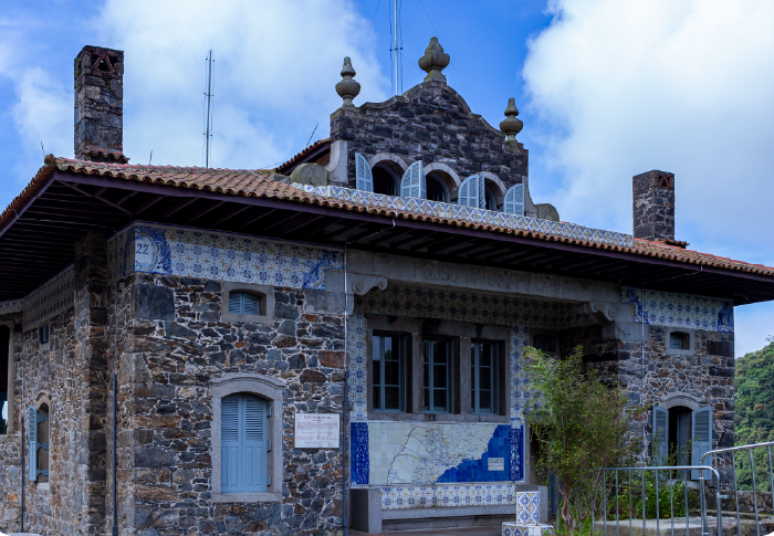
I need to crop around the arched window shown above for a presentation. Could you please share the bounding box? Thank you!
[485,187,499,211]
[373,165,399,196]
[29,396,51,485]
[221,393,269,493]
[212,373,283,503]
[426,175,450,203]
[0,325,9,435]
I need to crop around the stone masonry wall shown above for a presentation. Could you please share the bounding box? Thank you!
[331,81,528,196]
[0,323,22,533]
[633,170,675,241]
[118,272,346,536]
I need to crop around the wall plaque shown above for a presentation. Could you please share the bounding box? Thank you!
[295,413,340,448]
[488,457,505,471]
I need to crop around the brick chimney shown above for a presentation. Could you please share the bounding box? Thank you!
[633,170,675,242]
[74,46,128,163]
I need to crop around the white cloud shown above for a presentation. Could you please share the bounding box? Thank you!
[523,0,774,355]
[95,0,390,169]
[523,0,774,250]
[10,68,71,164]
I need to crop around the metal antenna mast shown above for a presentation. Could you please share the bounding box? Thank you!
[394,0,399,96]
[204,50,214,168]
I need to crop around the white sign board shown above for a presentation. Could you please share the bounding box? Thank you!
[295,413,340,449]
[488,457,505,471]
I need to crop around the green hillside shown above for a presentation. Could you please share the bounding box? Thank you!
[734,340,774,491]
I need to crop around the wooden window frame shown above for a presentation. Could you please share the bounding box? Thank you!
[371,333,408,413]
[471,340,499,415]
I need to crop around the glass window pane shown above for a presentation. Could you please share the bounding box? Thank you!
[373,386,381,410]
[433,365,448,388]
[480,390,492,412]
[480,369,492,390]
[433,389,448,412]
[384,387,401,410]
[373,360,381,386]
[384,337,393,360]
[481,345,492,368]
[385,360,400,385]
[373,338,382,362]
[424,387,430,411]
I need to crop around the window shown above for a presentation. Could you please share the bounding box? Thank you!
[28,401,50,484]
[221,393,269,493]
[211,373,283,503]
[372,335,406,412]
[38,324,49,345]
[485,187,498,211]
[427,175,450,203]
[652,405,713,480]
[0,325,9,435]
[373,166,399,196]
[670,332,690,350]
[533,334,558,356]
[471,341,498,414]
[423,339,452,413]
[229,292,263,316]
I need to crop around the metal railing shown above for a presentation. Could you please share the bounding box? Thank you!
[701,440,774,536]
[600,465,723,536]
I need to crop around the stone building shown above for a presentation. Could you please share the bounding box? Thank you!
[0,40,771,536]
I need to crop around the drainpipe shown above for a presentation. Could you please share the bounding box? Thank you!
[112,247,119,536]
[20,327,25,533]
[341,243,349,536]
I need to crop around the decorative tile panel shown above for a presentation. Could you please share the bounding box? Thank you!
[297,185,634,248]
[622,287,733,332]
[108,222,343,290]
[355,284,594,329]
[0,299,23,316]
[502,522,554,536]
[23,266,75,331]
[381,483,518,510]
[351,422,369,485]
[516,491,540,525]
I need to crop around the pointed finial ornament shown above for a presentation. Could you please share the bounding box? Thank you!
[418,37,450,83]
[336,57,361,108]
[500,98,523,143]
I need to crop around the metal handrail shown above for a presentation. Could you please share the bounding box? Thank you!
[602,465,723,536]
[700,440,774,536]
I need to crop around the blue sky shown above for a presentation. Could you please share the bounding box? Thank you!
[1,0,773,356]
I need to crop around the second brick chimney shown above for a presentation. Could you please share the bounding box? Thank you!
[74,45,128,163]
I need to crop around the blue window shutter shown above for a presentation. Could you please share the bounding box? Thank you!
[504,184,525,216]
[458,175,483,208]
[242,395,267,492]
[401,161,426,199]
[221,394,268,493]
[691,407,713,480]
[230,292,262,315]
[355,153,374,192]
[651,406,669,465]
[221,395,240,492]
[28,406,37,482]
[229,293,243,314]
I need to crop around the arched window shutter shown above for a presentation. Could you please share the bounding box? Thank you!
[355,153,373,192]
[28,406,38,482]
[221,395,240,491]
[691,407,713,480]
[401,161,426,199]
[651,406,669,465]
[221,394,268,493]
[458,175,483,208]
[504,184,525,216]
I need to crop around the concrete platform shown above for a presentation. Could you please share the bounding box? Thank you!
[594,515,774,536]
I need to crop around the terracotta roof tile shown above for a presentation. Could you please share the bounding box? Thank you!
[3,155,774,280]
[275,138,331,175]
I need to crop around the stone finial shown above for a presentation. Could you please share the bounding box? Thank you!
[335,57,361,108]
[418,37,450,83]
[500,98,523,143]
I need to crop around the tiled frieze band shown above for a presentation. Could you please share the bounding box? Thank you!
[622,287,733,332]
[0,299,23,317]
[23,266,75,331]
[380,483,519,510]
[297,184,634,248]
[108,222,343,290]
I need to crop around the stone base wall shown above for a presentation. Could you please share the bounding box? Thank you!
[121,273,346,536]
[0,432,21,532]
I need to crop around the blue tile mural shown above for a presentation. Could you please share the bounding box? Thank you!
[622,287,733,332]
[351,422,369,485]
[108,222,343,291]
[436,424,511,483]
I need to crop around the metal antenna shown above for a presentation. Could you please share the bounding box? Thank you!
[204,50,214,168]
[394,0,399,96]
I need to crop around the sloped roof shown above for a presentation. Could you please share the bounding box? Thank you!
[274,138,331,175]
[1,155,770,278]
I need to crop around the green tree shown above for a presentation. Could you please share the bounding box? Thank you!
[734,339,774,491]
[525,345,642,533]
